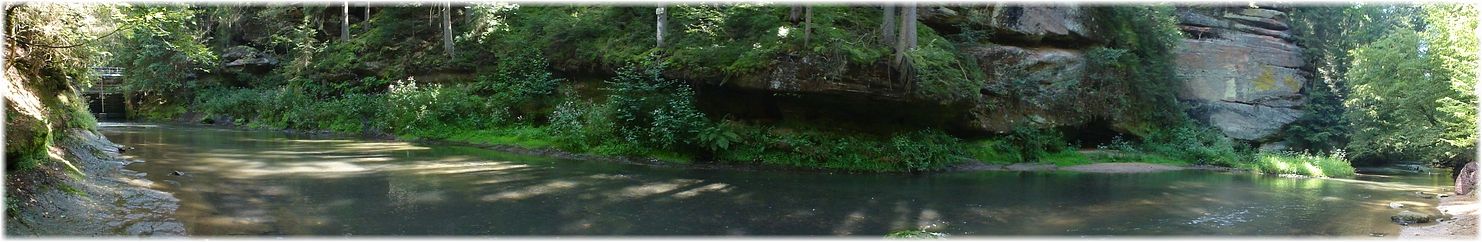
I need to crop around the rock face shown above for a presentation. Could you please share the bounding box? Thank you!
[965,45,1091,132]
[984,5,1097,44]
[1173,7,1307,143]
[688,5,1309,139]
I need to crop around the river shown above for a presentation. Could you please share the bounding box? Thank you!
[101,123,1454,236]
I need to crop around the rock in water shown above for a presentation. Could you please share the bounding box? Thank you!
[1388,202,1405,209]
[1391,211,1433,225]
[170,171,184,176]
[1456,161,1477,195]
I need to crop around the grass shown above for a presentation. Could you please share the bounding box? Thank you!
[1039,150,1092,167]
[966,139,1021,164]
[1084,151,1191,166]
[443,126,557,149]
[1241,151,1355,178]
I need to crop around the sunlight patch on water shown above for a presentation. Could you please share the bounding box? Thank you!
[673,183,732,199]
[480,180,580,201]
[612,179,703,200]
[409,162,530,175]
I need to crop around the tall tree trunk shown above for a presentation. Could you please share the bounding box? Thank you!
[341,1,350,41]
[803,6,812,47]
[789,6,802,23]
[895,3,916,68]
[442,2,454,60]
[656,5,667,49]
[882,5,896,47]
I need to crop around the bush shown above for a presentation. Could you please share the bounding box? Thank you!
[967,139,1021,164]
[889,129,966,171]
[547,98,618,151]
[1141,124,1246,166]
[1245,151,1355,177]
[385,79,504,137]
[1006,126,1070,161]
[477,48,563,120]
[195,87,262,121]
[605,63,708,150]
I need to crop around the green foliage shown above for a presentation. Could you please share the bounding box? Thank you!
[385,80,503,136]
[605,63,708,150]
[1243,151,1356,178]
[1283,5,1423,153]
[1005,126,1069,161]
[111,5,218,118]
[967,139,1021,164]
[906,31,982,103]
[697,122,741,152]
[889,130,966,171]
[1085,6,1185,129]
[1139,124,1245,166]
[716,124,965,172]
[1039,150,1091,167]
[476,49,564,120]
[445,125,556,149]
[1344,7,1477,165]
[195,87,262,121]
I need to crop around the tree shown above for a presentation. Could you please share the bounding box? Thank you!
[442,1,454,59]
[881,5,896,47]
[803,6,812,46]
[1284,5,1425,153]
[341,1,350,40]
[1343,4,1477,166]
[656,4,667,49]
[894,3,916,67]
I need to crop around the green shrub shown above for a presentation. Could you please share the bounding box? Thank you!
[968,139,1021,164]
[605,63,708,150]
[889,129,966,171]
[385,80,504,137]
[697,121,741,152]
[1006,126,1069,161]
[1141,124,1245,166]
[195,87,262,121]
[1245,151,1355,177]
[478,48,563,120]
[547,98,618,151]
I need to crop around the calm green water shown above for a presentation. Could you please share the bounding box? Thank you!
[102,123,1453,236]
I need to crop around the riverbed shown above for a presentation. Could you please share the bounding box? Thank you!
[101,123,1455,236]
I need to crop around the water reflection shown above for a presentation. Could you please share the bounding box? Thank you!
[104,124,1454,236]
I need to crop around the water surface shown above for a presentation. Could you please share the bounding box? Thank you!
[103,123,1453,236]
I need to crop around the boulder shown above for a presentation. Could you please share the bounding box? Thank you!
[221,45,278,68]
[1391,210,1433,225]
[1458,161,1477,195]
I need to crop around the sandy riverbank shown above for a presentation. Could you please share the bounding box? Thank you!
[1398,194,1479,239]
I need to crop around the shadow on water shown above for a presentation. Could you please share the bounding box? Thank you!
[101,124,1454,236]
